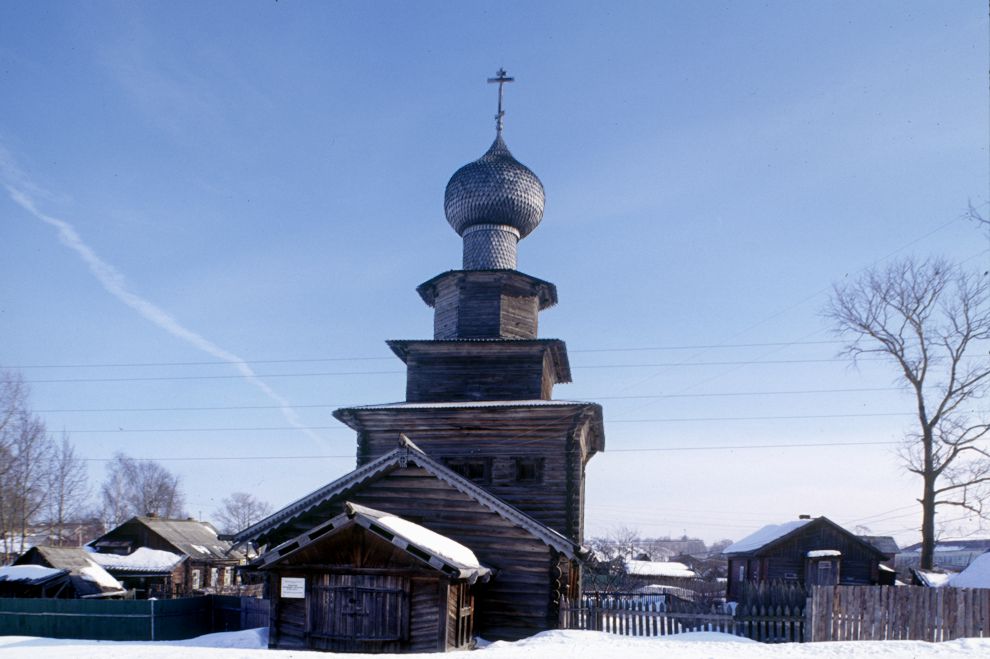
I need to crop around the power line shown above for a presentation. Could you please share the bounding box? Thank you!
[75,439,904,462]
[4,339,849,369]
[19,356,899,384]
[58,409,936,433]
[609,411,926,423]
[31,386,902,413]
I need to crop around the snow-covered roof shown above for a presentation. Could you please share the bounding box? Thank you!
[0,565,64,583]
[912,569,954,588]
[370,511,482,569]
[259,502,490,583]
[724,520,812,554]
[78,565,124,592]
[948,552,990,589]
[807,550,841,558]
[625,560,696,579]
[87,547,184,573]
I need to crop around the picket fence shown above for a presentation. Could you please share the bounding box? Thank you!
[559,596,805,643]
[564,586,990,644]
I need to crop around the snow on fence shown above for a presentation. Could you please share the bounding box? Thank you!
[808,585,990,642]
[559,596,805,643]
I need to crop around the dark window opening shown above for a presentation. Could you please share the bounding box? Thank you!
[444,458,491,484]
[514,458,544,483]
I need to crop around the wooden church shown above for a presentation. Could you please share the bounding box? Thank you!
[232,70,605,653]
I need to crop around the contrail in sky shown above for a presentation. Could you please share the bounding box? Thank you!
[2,154,323,444]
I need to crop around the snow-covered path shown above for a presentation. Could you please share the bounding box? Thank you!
[1,629,989,658]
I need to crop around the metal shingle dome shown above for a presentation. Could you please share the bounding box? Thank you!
[444,133,545,239]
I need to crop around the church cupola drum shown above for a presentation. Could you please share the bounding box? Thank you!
[444,68,545,271]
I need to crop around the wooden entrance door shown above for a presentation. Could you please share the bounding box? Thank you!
[310,575,409,649]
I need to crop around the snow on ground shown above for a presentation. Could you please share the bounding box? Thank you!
[1,628,989,658]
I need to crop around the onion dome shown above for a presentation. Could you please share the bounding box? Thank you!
[443,133,545,240]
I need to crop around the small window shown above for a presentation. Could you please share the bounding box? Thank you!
[192,569,201,590]
[210,568,218,587]
[444,458,491,484]
[514,458,544,483]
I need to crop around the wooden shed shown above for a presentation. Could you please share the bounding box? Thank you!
[723,516,892,600]
[260,502,490,653]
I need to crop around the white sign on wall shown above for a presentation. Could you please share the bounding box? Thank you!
[280,577,306,599]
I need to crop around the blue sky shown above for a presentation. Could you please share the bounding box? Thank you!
[2,1,987,544]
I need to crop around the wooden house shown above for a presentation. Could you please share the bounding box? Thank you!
[231,76,606,652]
[723,516,893,600]
[260,501,490,653]
[89,515,243,597]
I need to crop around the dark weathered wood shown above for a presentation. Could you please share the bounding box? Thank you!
[725,517,891,600]
[266,526,478,653]
[416,270,557,341]
[333,405,603,540]
[385,340,570,402]
[806,585,990,642]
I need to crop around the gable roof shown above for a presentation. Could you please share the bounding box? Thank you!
[94,516,239,561]
[15,546,125,597]
[724,517,888,559]
[259,502,491,584]
[138,517,236,560]
[724,519,812,554]
[858,535,899,557]
[231,436,585,559]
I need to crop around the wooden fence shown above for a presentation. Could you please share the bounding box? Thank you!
[0,595,269,642]
[565,586,990,644]
[559,597,805,643]
[808,585,990,642]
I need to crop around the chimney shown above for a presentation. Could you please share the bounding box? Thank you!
[798,514,811,520]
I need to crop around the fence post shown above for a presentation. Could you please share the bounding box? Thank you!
[149,598,155,642]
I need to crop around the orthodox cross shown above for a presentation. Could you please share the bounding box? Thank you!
[487,68,514,133]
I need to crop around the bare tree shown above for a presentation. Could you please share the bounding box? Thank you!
[213,492,273,534]
[44,433,91,545]
[101,453,186,526]
[826,256,990,570]
[0,372,54,557]
[966,201,990,240]
[586,526,641,593]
